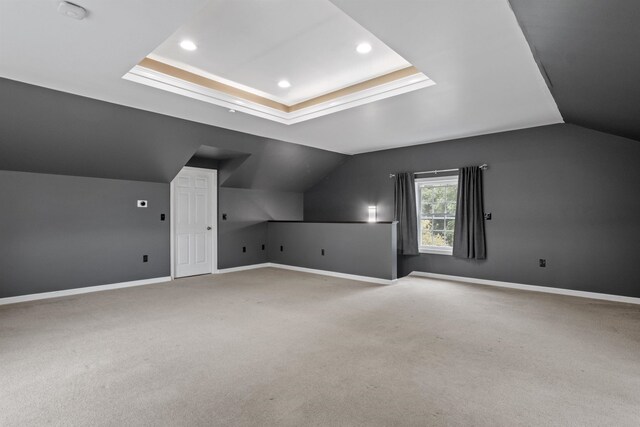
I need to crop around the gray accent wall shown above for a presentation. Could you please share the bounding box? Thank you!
[0,77,346,188]
[304,124,640,298]
[218,189,303,269]
[268,222,397,280]
[0,171,169,298]
[0,78,345,297]
[509,0,640,143]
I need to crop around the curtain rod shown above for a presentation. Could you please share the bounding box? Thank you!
[389,164,487,179]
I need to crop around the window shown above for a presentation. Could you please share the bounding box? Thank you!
[416,175,458,255]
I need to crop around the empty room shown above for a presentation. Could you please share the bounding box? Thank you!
[1,0,639,425]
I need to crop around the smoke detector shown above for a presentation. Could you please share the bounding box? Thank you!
[58,1,88,20]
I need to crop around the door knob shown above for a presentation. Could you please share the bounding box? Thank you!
[207,226,212,230]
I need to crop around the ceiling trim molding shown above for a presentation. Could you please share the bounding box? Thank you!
[138,57,289,112]
[289,66,421,112]
[125,58,434,124]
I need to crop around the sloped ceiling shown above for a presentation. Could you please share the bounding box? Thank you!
[0,0,561,154]
[509,0,640,143]
[0,78,346,190]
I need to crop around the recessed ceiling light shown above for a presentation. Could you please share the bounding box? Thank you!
[278,80,291,89]
[179,40,197,51]
[356,42,372,54]
[228,109,236,113]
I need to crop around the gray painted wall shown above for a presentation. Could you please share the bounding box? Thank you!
[0,168,305,297]
[0,78,345,297]
[268,222,397,280]
[509,0,640,144]
[218,188,303,269]
[180,157,306,270]
[304,124,640,298]
[0,77,346,188]
[0,171,169,298]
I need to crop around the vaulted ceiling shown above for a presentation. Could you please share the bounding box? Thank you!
[509,0,640,143]
[0,0,637,170]
[0,0,561,154]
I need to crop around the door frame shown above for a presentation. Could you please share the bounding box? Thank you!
[170,166,218,279]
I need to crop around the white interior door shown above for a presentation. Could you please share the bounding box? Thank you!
[173,168,216,278]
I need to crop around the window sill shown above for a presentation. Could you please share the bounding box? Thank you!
[419,247,453,256]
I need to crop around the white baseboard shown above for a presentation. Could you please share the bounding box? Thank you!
[409,271,640,305]
[0,276,172,306]
[217,262,396,285]
[216,263,272,274]
[0,262,395,305]
[268,263,397,285]
[14,268,626,307]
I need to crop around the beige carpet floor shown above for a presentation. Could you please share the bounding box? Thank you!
[1,268,639,426]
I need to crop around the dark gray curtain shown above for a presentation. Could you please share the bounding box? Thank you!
[394,172,419,255]
[453,166,486,259]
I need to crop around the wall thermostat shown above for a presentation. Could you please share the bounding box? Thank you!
[137,200,148,208]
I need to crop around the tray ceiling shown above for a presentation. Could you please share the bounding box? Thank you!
[0,0,562,153]
[125,0,433,124]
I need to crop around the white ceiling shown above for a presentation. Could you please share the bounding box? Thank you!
[0,0,562,154]
[151,0,412,105]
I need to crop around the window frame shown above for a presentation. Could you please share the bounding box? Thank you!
[415,174,459,255]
